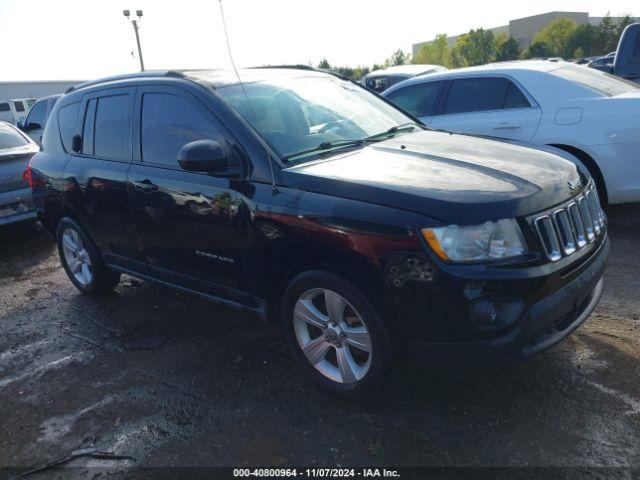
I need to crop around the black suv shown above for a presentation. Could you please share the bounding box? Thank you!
[29,68,609,398]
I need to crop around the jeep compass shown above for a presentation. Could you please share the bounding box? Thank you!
[28,68,609,398]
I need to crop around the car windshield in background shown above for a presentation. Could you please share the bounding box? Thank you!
[551,65,639,96]
[0,124,29,149]
[216,76,411,162]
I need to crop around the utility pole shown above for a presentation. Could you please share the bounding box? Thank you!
[123,10,145,71]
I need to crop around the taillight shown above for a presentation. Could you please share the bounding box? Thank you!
[22,162,33,189]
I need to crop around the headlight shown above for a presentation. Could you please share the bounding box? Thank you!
[422,219,528,263]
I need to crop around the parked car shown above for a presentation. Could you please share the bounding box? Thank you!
[18,94,61,146]
[383,60,640,205]
[361,64,446,92]
[29,69,608,398]
[0,121,39,226]
[588,55,614,72]
[0,99,29,125]
[611,23,640,83]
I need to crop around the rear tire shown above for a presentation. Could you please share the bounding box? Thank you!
[56,217,120,295]
[281,270,390,400]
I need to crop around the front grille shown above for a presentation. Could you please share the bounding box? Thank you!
[531,182,606,262]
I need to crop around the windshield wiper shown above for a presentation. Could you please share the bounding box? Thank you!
[283,123,421,162]
[283,139,369,161]
[364,122,419,141]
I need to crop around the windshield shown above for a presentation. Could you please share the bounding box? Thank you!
[551,65,639,96]
[0,124,29,149]
[216,75,413,162]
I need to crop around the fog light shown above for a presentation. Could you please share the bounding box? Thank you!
[471,299,523,330]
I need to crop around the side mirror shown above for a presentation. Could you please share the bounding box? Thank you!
[177,140,235,174]
[17,121,24,130]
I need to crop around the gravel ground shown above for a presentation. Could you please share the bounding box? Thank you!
[0,205,639,479]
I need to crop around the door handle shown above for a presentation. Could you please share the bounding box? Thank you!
[133,179,158,193]
[493,122,521,130]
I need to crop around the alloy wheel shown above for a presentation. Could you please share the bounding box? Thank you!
[293,288,372,384]
[61,228,93,287]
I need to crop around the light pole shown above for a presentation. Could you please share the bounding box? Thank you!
[123,9,145,71]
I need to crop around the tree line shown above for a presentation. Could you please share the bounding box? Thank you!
[318,13,637,81]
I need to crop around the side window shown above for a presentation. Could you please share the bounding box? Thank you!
[141,93,221,167]
[0,103,9,112]
[26,100,47,129]
[386,82,443,117]
[444,78,531,115]
[13,101,25,113]
[632,32,640,64]
[57,102,81,153]
[82,99,97,155]
[504,82,531,109]
[94,94,130,159]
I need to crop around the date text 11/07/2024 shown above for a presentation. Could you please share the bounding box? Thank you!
[233,468,401,477]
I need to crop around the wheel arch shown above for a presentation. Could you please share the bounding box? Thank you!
[264,242,392,325]
[548,143,608,204]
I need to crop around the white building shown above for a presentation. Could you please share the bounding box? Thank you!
[0,80,85,102]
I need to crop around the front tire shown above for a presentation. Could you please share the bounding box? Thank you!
[56,217,120,295]
[282,270,390,400]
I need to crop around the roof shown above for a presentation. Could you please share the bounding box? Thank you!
[365,64,444,78]
[64,67,342,94]
[383,60,567,93]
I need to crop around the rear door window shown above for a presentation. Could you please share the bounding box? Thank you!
[385,81,443,117]
[443,77,531,114]
[93,94,131,160]
[140,92,222,167]
[13,101,25,112]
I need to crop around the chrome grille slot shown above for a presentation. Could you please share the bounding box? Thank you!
[554,209,576,255]
[568,203,587,248]
[535,216,562,262]
[578,196,595,241]
[530,182,606,262]
[587,189,604,230]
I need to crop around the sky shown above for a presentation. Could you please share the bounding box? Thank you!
[0,0,637,81]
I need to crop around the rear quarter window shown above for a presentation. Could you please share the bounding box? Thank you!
[57,102,81,153]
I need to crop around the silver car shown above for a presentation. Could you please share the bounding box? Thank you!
[0,121,39,226]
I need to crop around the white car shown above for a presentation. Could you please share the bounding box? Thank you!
[383,61,640,204]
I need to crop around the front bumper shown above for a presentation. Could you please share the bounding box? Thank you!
[407,236,609,362]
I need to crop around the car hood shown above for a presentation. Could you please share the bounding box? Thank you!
[282,130,585,225]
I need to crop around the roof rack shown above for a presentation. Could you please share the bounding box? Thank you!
[65,70,187,94]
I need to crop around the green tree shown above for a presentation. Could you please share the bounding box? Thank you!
[523,40,555,59]
[596,14,618,53]
[532,18,577,57]
[318,58,331,69]
[495,34,521,61]
[389,49,409,66]
[413,34,451,67]
[566,23,598,58]
[451,29,496,67]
